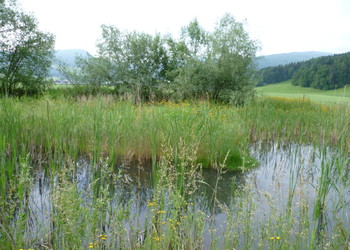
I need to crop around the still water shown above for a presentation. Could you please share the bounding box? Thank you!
[26,143,350,247]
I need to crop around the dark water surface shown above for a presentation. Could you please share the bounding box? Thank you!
[26,143,350,247]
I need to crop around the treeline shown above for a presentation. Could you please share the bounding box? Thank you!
[256,62,303,86]
[1,0,260,105]
[291,52,350,89]
[257,52,350,90]
[60,14,258,105]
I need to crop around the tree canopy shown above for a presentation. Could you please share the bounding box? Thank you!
[291,53,350,90]
[257,52,350,90]
[256,62,303,86]
[0,0,55,96]
[77,14,259,104]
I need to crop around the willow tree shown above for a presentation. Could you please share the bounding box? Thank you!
[78,14,258,104]
[0,0,55,96]
[82,26,169,103]
[176,14,259,104]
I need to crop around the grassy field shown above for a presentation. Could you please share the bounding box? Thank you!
[256,80,350,105]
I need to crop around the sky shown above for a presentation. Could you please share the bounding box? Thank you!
[17,0,350,56]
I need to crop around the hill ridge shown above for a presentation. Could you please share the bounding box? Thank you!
[256,51,333,69]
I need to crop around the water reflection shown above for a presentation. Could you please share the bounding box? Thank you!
[26,143,349,247]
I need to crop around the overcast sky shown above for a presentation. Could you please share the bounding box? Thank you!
[17,0,350,56]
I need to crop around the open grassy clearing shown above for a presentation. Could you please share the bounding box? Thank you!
[256,80,350,105]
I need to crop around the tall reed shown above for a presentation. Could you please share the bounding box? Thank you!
[0,95,349,249]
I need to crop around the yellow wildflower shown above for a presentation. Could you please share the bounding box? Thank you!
[157,210,166,214]
[147,202,158,207]
[153,236,160,241]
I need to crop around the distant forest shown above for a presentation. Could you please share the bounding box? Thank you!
[257,52,350,90]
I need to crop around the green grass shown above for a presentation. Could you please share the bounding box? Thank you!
[0,96,348,172]
[0,97,251,171]
[240,97,349,150]
[256,80,350,105]
[0,95,349,249]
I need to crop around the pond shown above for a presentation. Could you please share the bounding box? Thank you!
[21,143,350,248]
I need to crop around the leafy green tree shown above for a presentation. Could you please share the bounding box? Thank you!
[90,26,169,103]
[57,61,83,85]
[79,14,258,104]
[291,52,350,90]
[180,18,207,58]
[0,0,55,96]
[176,14,259,104]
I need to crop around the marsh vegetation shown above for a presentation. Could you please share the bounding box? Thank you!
[0,96,349,249]
[1,1,350,249]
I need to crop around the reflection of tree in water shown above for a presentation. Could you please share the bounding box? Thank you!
[195,168,248,214]
[21,144,350,246]
[112,163,154,205]
[110,162,250,216]
[26,157,252,233]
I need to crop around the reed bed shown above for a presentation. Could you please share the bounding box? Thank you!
[0,95,349,249]
[0,96,250,170]
[241,96,349,152]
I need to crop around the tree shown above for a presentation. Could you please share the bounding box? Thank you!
[57,60,83,85]
[0,0,55,96]
[176,14,259,104]
[91,26,169,103]
[180,18,207,58]
[78,14,258,104]
[291,53,350,90]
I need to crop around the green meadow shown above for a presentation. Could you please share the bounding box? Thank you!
[256,80,350,105]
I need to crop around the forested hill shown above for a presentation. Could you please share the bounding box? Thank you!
[257,52,350,90]
[291,52,350,89]
[256,51,332,69]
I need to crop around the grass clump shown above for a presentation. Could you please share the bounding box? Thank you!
[0,97,251,171]
[240,96,349,152]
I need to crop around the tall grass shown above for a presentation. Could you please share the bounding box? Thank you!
[0,96,250,170]
[0,95,349,249]
[2,96,347,169]
[241,97,349,152]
